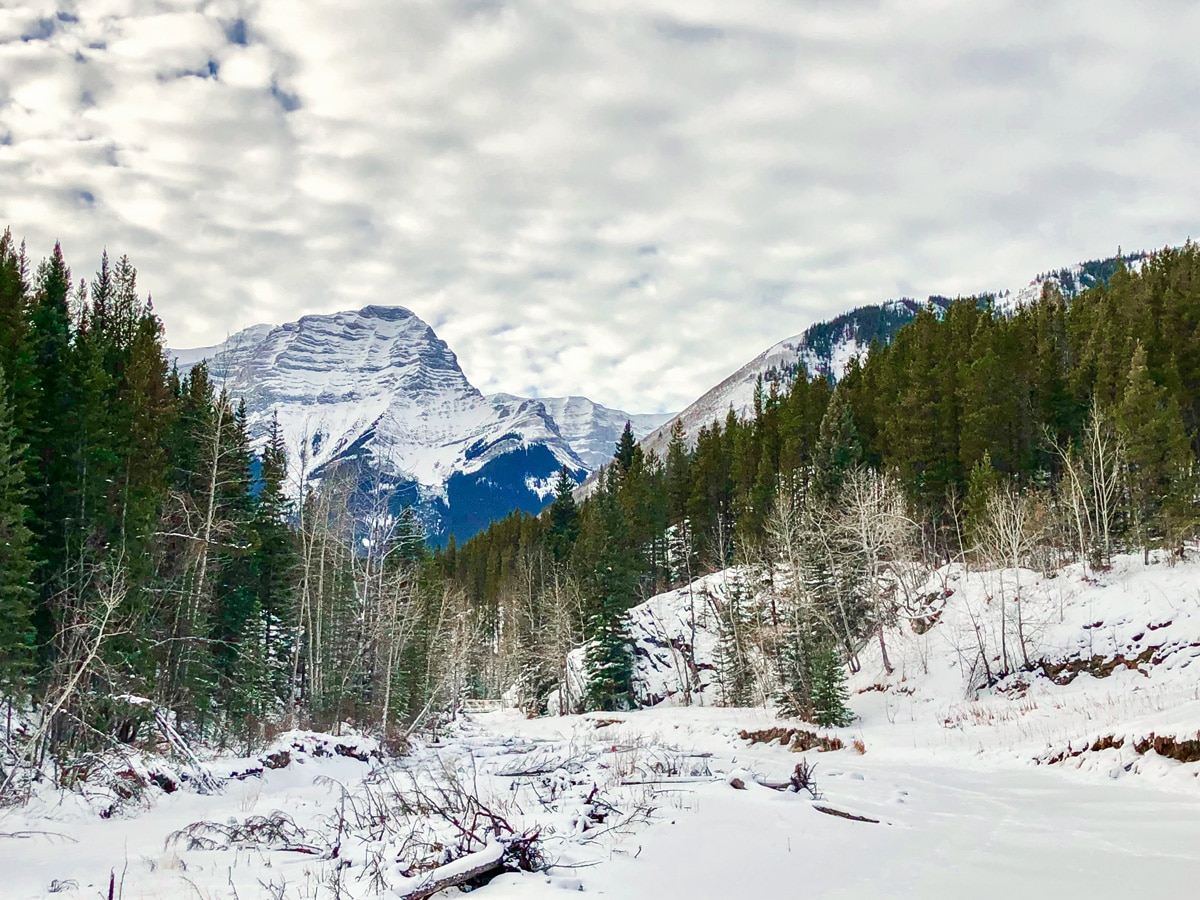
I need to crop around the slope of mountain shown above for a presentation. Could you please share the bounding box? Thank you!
[636,298,935,461]
[500,395,671,471]
[172,306,666,544]
[635,251,1147,461]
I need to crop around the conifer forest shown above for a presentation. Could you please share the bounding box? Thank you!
[1,229,1199,796]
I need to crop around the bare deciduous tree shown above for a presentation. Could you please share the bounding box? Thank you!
[976,485,1044,671]
[2,557,128,800]
[1056,408,1125,571]
[836,468,920,676]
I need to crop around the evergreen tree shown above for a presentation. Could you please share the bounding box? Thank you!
[27,244,76,655]
[613,420,640,474]
[664,419,691,524]
[813,384,862,500]
[226,599,274,746]
[714,570,754,706]
[776,615,816,721]
[663,420,697,584]
[0,366,34,700]
[808,642,852,727]
[963,451,1002,549]
[251,413,298,701]
[581,489,638,711]
[547,466,579,562]
[1117,343,1195,558]
[0,230,37,440]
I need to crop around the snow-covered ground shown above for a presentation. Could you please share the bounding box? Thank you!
[4,553,1200,898]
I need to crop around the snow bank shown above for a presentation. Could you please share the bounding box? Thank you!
[559,550,1200,785]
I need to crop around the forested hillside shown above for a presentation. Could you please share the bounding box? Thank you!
[0,232,464,800]
[2,232,1198,801]
[447,244,1200,717]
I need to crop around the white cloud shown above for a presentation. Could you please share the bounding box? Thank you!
[0,0,1197,414]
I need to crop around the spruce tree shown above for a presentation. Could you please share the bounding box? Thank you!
[1117,343,1194,559]
[0,366,34,701]
[614,420,640,474]
[963,451,1001,550]
[809,642,852,727]
[547,466,579,561]
[714,570,754,706]
[226,598,274,748]
[168,385,257,727]
[581,488,638,711]
[813,384,862,500]
[27,244,76,654]
[776,617,816,721]
[664,419,691,523]
[252,412,298,701]
[664,420,696,584]
[0,231,37,440]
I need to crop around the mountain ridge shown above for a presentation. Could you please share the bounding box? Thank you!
[632,251,1150,464]
[170,305,669,543]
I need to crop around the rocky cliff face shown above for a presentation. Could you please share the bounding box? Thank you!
[172,305,667,543]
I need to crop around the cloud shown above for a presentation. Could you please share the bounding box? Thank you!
[0,0,1197,414]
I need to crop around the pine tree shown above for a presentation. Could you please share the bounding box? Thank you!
[0,366,34,700]
[808,642,852,727]
[1117,343,1194,559]
[547,466,579,561]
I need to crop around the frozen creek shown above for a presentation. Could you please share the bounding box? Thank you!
[3,704,1199,900]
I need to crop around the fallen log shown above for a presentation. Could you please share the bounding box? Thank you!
[393,834,541,900]
[812,805,879,824]
[394,842,506,900]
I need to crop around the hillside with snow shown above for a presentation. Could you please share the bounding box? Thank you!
[595,552,1200,775]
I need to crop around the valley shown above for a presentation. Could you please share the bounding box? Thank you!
[3,3,1196,897]
[6,550,1199,899]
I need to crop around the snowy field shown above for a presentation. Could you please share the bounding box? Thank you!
[3,552,1200,899]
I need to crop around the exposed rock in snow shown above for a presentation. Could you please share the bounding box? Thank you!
[170,306,666,542]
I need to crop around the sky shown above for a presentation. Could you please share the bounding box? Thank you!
[0,1,1197,415]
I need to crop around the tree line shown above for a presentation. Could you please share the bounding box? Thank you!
[2,231,1197,790]
[0,231,471,798]
[443,245,1200,719]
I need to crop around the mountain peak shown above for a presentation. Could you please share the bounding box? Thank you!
[170,307,668,543]
[357,304,416,321]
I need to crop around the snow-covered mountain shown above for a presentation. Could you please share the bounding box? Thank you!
[505,395,671,471]
[635,298,933,461]
[171,306,667,543]
[635,251,1148,462]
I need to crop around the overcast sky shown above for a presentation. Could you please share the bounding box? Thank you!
[1,1,1197,413]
